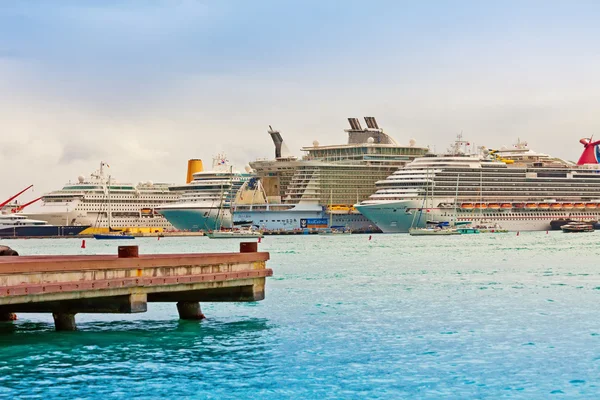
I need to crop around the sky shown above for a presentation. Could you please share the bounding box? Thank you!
[2,0,600,200]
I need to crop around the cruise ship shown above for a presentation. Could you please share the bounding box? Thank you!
[25,162,179,233]
[355,136,600,232]
[234,118,430,232]
[156,155,253,232]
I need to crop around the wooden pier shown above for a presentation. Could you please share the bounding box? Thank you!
[0,243,271,331]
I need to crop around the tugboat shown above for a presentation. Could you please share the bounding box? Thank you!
[561,221,594,233]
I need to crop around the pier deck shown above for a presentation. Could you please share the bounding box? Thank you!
[0,243,271,330]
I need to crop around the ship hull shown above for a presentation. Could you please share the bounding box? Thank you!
[0,225,90,238]
[157,208,232,232]
[357,200,600,233]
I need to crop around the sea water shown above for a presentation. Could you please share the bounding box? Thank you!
[0,233,599,399]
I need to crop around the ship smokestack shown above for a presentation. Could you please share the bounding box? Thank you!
[186,159,203,183]
[268,125,284,159]
[577,138,600,165]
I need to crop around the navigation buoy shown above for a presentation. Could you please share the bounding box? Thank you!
[517,231,520,236]
[81,239,86,249]
[546,230,549,234]
[258,237,262,243]
[157,235,160,241]
[369,235,372,241]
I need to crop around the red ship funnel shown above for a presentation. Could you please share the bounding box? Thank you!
[577,138,600,165]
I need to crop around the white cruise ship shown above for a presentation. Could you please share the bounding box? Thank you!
[155,155,253,232]
[355,136,600,232]
[25,162,179,233]
[238,118,430,232]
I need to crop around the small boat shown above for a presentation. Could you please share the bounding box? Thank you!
[409,227,461,236]
[501,203,512,209]
[93,233,135,240]
[538,203,550,209]
[561,222,594,233]
[461,203,474,210]
[574,203,585,209]
[525,203,537,209]
[586,203,598,209]
[513,203,525,208]
[456,227,480,234]
[562,203,574,209]
[474,203,488,209]
[550,203,562,209]
[206,229,263,239]
[488,203,500,210]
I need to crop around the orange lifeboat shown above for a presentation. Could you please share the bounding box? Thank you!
[525,203,537,209]
[586,203,598,209]
[461,203,475,210]
[474,203,488,209]
[501,203,512,209]
[488,203,500,210]
[562,203,574,209]
[513,203,525,208]
[550,203,562,209]
[574,203,585,209]
[538,203,550,209]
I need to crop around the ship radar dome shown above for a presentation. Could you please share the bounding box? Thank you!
[147,180,153,186]
[312,140,319,147]
[367,137,375,144]
[409,138,416,147]
[77,175,85,183]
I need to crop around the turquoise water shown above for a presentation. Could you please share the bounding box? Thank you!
[1,233,600,398]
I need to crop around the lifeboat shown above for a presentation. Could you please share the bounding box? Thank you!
[550,203,562,209]
[488,203,500,210]
[513,203,525,208]
[461,203,475,210]
[501,203,512,209]
[474,203,488,209]
[586,203,598,209]
[574,203,585,209]
[525,203,537,209]
[141,208,153,215]
[562,203,574,209]
[538,203,550,209]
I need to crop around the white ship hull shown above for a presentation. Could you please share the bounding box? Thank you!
[156,205,232,232]
[356,199,600,233]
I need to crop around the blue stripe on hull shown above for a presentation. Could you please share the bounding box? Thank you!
[0,226,90,238]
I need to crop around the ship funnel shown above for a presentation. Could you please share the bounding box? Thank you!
[577,138,600,165]
[364,116,380,130]
[348,118,362,131]
[268,125,284,158]
[186,159,203,183]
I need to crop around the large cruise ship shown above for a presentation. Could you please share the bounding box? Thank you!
[25,162,179,233]
[355,136,600,232]
[156,155,253,231]
[234,118,430,232]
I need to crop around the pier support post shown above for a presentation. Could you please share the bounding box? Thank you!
[52,313,77,331]
[0,313,17,321]
[176,302,205,320]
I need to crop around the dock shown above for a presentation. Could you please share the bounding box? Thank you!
[0,243,271,331]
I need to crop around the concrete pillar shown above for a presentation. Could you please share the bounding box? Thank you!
[52,313,77,331]
[118,245,139,258]
[240,242,257,253]
[176,302,205,320]
[0,313,17,321]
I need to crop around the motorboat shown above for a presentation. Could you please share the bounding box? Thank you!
[561,222,594,233]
